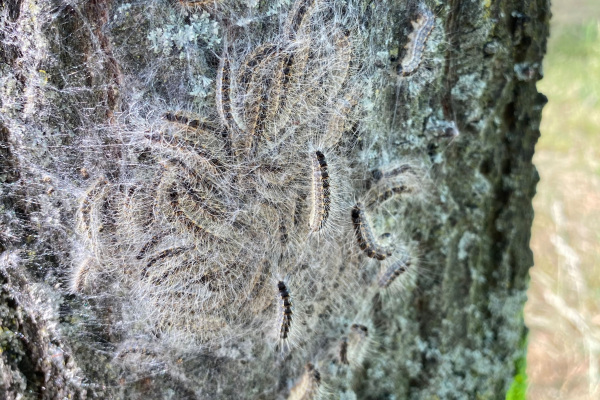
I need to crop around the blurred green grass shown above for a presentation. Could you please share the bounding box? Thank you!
[538,22,600,154]
[526,4,600,399]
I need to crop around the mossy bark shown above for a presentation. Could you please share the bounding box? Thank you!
[0,0,549,399]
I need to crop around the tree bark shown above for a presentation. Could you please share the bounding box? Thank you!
[0,0,549,399]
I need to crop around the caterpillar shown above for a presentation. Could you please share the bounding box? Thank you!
[163,112,203,130]
[70,257,96,293]
[216,54,238,133]
[339,336,349,365]
[238,44,279,91]
[288,363,321,400]
[371,164,415,182]
[136,233,165,260]
[145,132,225,176]
[264,40,312,136]
[264,48,304,129]
[284,0,317,39]
[398,5,434,76]
[178,179,227,222]
[77,177,109,239]
[143,248,205,287]
[277,280,294,342]
[346,323,371,366]
[238,46,282,147]
[157,175,222,243]
[244,76,273,143]
[367,164,419,207]
[158,158,228,220]
[327,29,353,102]
[378,256,411,288]
[325,91,359,147]
[308,150,331,232]
[369,182,413,207]
[351,203,392,260]
[141,246,189,279]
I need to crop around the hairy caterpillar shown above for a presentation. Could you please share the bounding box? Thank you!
[398,5,434,76]
[277,280,294,345]
[338,336,349,365]
[288,363,321,400]
[156,172,222,243]
[327,29,353,102]
[308,150,331,232]
[141,246,189,280]
[367,163,422,208]
[284,0,317,39]
[325,91,359,147]
[346,323,372,367]
[216,54,237,133]
[163,112,203,130]
[377,256,411,288]
[145,132,225,176]
[77,177,109,239]
[351,203,392,260]
[236,44,278,142]
[70,257,97,293]
[136,233,166,260]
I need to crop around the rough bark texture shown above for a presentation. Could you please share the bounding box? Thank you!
[0,0,549,399]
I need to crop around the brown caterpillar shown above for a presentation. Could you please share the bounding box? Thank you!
[238,44,279,90]
[77,177,109,238]
[237,47,281,148]
[163,112,204,130]
[398,5,434,76]
[141,246,189,279]
[339,337,349,365]
[265,52,292,125]
[327,29,352,101]
[346,323,371,366]
[378,256,411,288]
[162,157,223,197]
[369,182,413,207]
[156,160,229,233]
[284,0,317,39]
[325,91,359,146]
[308,150,331,232]
[115,344,157,360]
[156,171,222,243]
[142,248,204,287]
[171,191,221,242]
[277,280,293,342]
[368,164,419,207]
[145,132,225,176]
[244,78,272,143]
[70,257,97,293]
[162,109,233,157]
[267,41,311,133]
[215,54,238,133]
[371,164,415,182]
[351,203,392,260]
[180,181,226,221]
[136,233,165,260]
[288,363,321,400]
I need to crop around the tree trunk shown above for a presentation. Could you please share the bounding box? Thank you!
[0,0,549,399]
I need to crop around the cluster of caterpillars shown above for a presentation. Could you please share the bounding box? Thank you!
[72,0,435,396]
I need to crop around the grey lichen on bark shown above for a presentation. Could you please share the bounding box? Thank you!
[0,0,549,399]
